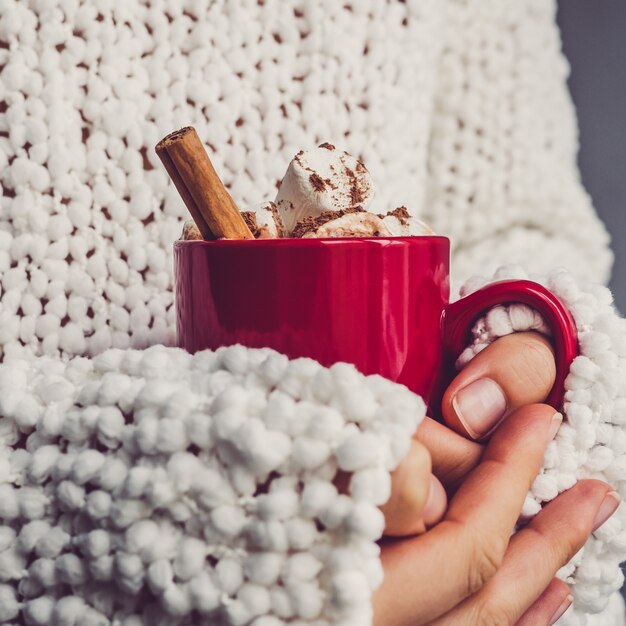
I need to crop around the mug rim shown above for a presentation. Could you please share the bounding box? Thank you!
[174,235,450,248]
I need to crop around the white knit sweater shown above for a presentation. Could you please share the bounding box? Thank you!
[0,0,623,624]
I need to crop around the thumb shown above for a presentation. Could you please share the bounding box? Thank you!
[442,331,556,440]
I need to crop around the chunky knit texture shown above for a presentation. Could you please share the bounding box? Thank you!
[0,0,623,624]
[0,268,623,625]
[0,0,613,361]
[0,345,424,626]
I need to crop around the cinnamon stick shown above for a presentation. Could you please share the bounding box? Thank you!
[155,127,254,240]
[156,143,213,240]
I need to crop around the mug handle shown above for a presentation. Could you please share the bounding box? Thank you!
[433,279,579,425]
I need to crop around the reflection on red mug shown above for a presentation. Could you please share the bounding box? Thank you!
[174,236,577,419]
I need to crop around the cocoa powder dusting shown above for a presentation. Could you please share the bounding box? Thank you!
[309,173,326,192]
[350,185,364,206]
[291,206,365,238]
[318,142,336,150]
[344,166,364,206]
[387,206,410,225]
[241,212,261,238]
[268,201,286,237]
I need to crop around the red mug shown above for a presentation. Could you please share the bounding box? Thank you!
[174,236,578,420]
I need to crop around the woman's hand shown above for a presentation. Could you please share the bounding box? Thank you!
[374,332,619,626]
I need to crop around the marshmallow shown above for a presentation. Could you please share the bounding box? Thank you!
[182,204,285,241]
[241,201,286,239]
[180,220,202,241]
[382,207,434,236]
[291,208,391,239]
[275,144,374,233]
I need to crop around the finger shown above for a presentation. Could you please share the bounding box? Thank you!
[442,331,556,440]
[432,480,616,625]
[415,416,483,489]
[516,579,572,626]
[381,439,447,536]
[374,404,558,625]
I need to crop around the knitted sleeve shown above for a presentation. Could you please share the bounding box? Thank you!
[421,1,613,293]
[457,266,626,626]
[0,345,425,626]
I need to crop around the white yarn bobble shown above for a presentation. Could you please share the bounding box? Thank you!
[88,555,114,582]
[216,558,245,596]
[292,437,331,470]
[18,487,47,520]
[35,527,70,559]
[257,491,299,521]
[23,596,55,626]
[173,538,207,581]
[349,468,392,505]
[285,581,324,620]
[282,554,322,583]
[97,458,128,492]
[57,481,85,512]
[0,584,21,622]
[336,432,381,472]
[300,480,338,519]
[17,521,50,554]
[124,520,159,558]
[161,583,192,617]
[80,530,111,559]
[244,553,285,587]
[0,548,27,582]
[0,486,20,521]
[115,552,145,594]
[0,529,16,553]
[29,558,57,588]
[146,559,173,595]
[51,596,87,626]
[329,571,371,614]
[55,554,87,586]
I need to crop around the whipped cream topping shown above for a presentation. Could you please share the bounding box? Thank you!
[292,208,391,239]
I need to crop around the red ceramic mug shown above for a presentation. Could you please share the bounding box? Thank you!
[174,236,578,420]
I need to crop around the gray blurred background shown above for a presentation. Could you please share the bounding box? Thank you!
[558,0,626,598]
[558,1,626,314]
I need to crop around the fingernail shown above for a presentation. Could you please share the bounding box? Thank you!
[452,378,507,439]
[549,594,573,625]
[592,491,621,532]
[548,412,563,441]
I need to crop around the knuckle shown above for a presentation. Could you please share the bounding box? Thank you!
[527,525,585,573]
[465,532,506,595]
[557,520,589,562]
[564,515,590,547]
[472,600,516,626]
